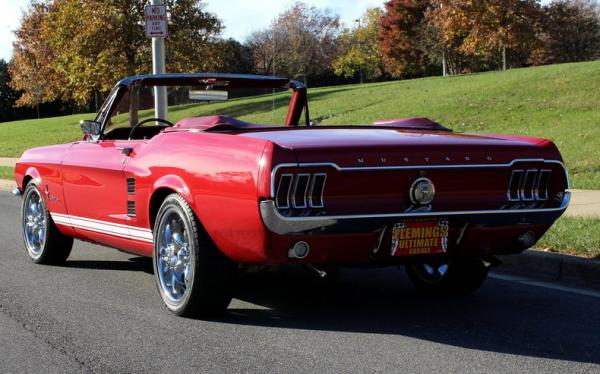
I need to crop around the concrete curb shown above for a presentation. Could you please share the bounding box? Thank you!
[0,179,15,192]
[497,250,600,291]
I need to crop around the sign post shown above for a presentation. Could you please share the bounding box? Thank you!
[145,1,168,121]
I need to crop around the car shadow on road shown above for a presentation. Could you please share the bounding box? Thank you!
[62,257,154,275]
[225,266,600,365]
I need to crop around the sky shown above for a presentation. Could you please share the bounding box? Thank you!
[0,0,385,61]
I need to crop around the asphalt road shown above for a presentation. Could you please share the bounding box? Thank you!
[1,191,599,373]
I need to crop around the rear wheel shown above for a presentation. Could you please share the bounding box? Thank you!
[405,256,489,295]
[21,182,73,264]
[152,194,237,318]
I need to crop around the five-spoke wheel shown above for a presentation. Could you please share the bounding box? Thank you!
[152,193,237,317]
[156,212,193,302]
[21,182,73,264]
[23,187,47,259]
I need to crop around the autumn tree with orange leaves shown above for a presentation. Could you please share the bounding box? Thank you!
[10,0,223,109]
[379,0,434,78]
[424,0,541,71]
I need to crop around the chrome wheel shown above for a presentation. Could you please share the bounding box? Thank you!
[23,188,47,259]
[156,211,193,303]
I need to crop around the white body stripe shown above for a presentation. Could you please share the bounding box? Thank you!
[51,213,153,243]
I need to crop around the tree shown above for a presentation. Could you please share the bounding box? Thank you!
[9,1,67,113]
[0,59,20,122]
[214,39,254,74]
[530,0,600,65]
[10,0,222,108]
[276,2,340,84]
[333,8,385,82]
[379,0,433,78]
[246,28,286,76]
[434,0,541,71]
[246,2,340,84]
[422,1,472,75]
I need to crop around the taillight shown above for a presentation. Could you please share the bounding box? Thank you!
[507,169,552,202]
[276,174,293,209]
[275,173,327,210]
[292,174,310,208]
[308,174,327,208]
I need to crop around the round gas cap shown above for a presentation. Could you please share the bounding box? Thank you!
[410,177,436,205]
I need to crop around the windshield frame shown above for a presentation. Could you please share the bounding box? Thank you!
[95,73,308,138]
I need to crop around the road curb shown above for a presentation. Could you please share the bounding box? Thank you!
[497,250,600,290]
[0,179,15,192]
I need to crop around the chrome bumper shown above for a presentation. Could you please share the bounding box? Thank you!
[260,192,571,235]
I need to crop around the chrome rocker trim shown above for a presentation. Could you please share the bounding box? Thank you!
[260,192,571,235]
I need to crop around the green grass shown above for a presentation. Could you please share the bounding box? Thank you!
[537,216,600,259]
[1,60,599,188]
[0,166,13,180]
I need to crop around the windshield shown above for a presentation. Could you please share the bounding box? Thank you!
[104,85,291,135]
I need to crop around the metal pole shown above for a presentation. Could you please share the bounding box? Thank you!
[442,51,447,77]
[152,0,168,120]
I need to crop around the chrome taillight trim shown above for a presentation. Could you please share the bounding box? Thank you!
[292,174,311,208]
[507,170,524,201]
[535,169,552,201]
[308,173,327,208]
[274,172,327,210]
[275,174,293,209]
[508,168,553,202]
[520,169,539,201]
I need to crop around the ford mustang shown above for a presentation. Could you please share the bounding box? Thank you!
[13,74,570,317]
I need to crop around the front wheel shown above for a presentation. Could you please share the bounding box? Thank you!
[152,194,237,318]
[21,182,73,264]
[405,257,489,295]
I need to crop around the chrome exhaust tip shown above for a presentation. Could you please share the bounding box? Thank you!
[288,241,310,259]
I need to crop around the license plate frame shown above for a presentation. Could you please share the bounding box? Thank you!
[391,219,449,257]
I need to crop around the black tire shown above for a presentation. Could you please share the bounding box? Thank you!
[405,256,489,295]
[152,193,237,318]
[21,182,73,265]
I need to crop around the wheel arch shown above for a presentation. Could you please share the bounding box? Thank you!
[149,175,195,230]
[21,167,41,190]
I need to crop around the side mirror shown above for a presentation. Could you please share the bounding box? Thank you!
[80,120,101,136]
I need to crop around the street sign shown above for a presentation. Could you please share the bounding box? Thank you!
[145,5,168,38]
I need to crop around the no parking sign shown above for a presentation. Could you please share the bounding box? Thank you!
[145,5,168,38]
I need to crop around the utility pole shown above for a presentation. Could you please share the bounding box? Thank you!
[148,0,168,120]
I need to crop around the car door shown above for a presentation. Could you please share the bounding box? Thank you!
[61,138,138,241]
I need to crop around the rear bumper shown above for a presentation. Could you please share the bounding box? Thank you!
[260,192,570,235]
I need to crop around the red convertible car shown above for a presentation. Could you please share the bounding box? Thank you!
[14,74,570,317]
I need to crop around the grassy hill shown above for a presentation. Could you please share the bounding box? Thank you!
[1,61,599,189]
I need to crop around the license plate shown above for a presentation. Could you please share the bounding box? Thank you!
[391,219,449,257]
